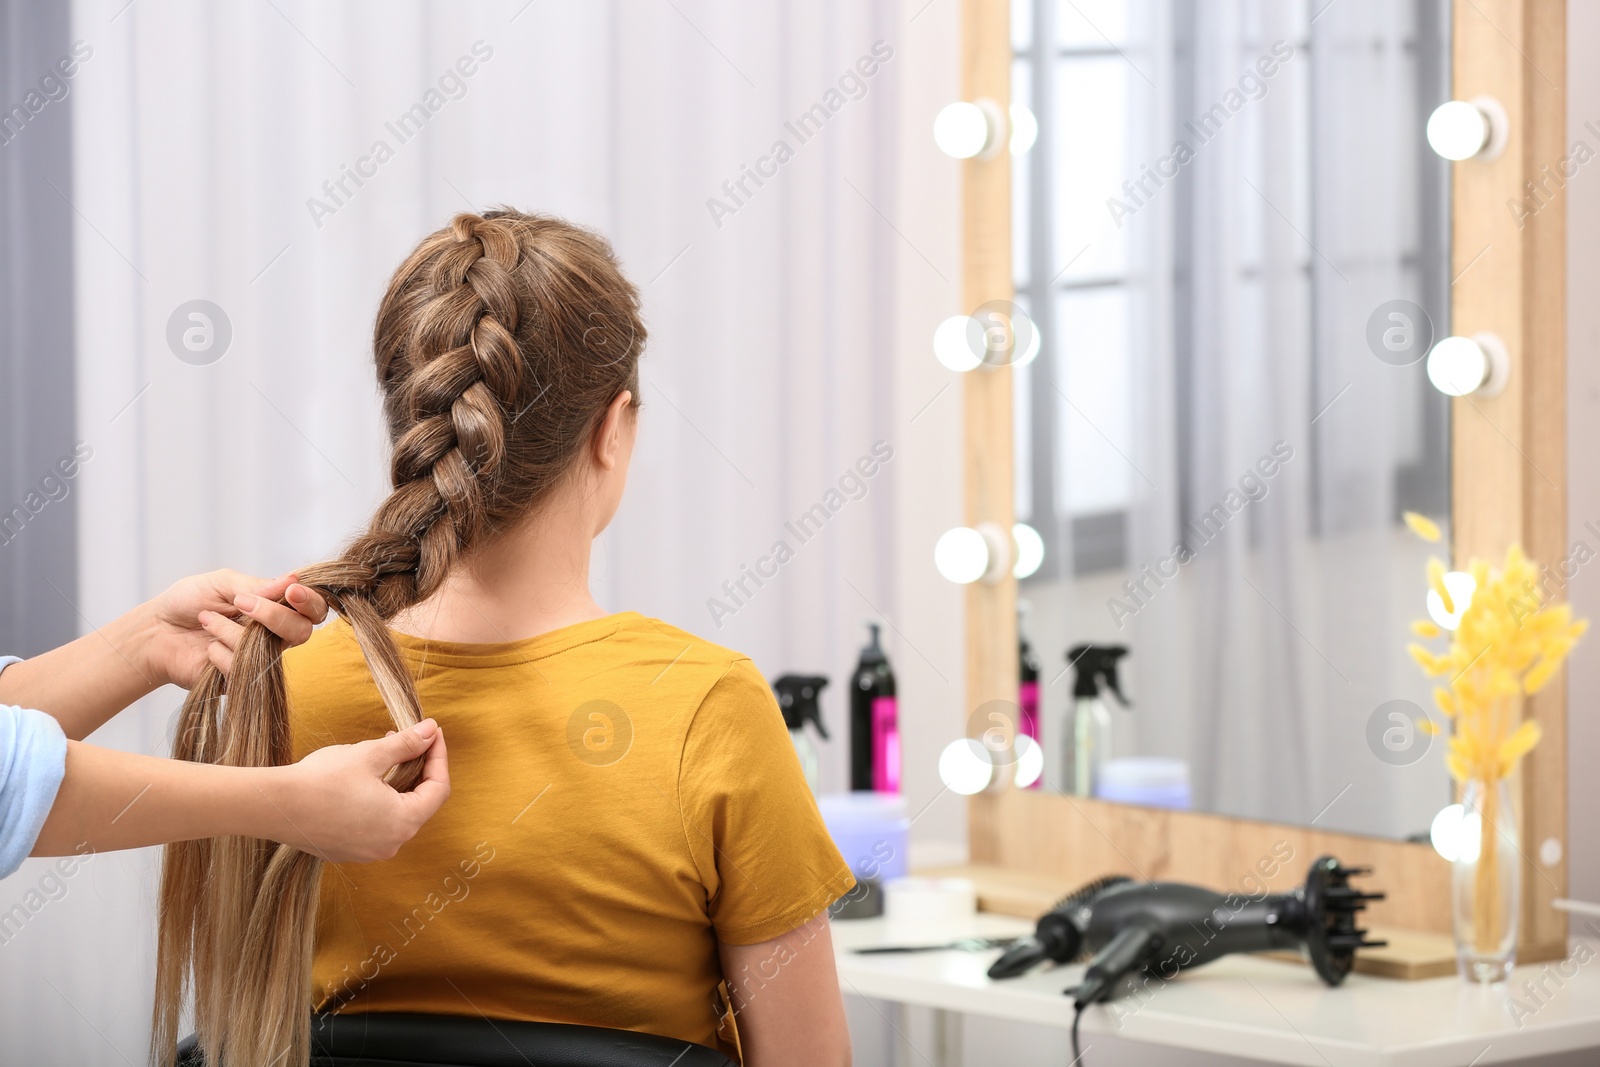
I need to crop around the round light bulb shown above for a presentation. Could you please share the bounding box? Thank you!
[1426,336,1487,396]
[1012,522,1045,579]
[1459,810,1484,864]
[1426,333,1508,398]
[1431,803,1490,865]
[1426,101,1490,161]
[1426,570,1477,631]
[939,738,995,795]
[933,315,983,372]
[934,101,991,159]
[934,526,990,584]
[1009,103,1038,155]
[1430,803,1466,862]
[1013,734,1044,788]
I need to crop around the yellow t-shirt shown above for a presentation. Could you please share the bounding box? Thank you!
[284,611,853,1062]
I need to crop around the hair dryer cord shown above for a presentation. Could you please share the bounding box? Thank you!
[1064,921,1160,1066]
[1071,921,1160,1009]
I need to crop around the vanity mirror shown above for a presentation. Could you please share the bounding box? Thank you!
[1010,2,1451,841]
[953,0,1569,964]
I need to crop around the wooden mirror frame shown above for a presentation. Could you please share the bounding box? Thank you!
[959,0,1568,961]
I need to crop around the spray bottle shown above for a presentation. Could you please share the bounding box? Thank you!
[1018,602,1041,789]
[1066,644,1129,798]
[773,675,829,795]
[850,622,899,793]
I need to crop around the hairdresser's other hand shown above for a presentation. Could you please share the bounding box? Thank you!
[144,569,329,687]
[279,720,451,863]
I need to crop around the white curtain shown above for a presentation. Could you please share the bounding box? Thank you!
[0,1,966,1059]
[1123,0,1451,835]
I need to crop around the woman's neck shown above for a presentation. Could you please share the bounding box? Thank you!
[390,495,608,645]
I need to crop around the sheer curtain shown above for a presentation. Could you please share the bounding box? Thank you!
[0,1,964,1059]
[1122,0,1451,834]
[0,1,81,662]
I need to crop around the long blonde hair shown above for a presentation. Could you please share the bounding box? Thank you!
[154,210,646,1067]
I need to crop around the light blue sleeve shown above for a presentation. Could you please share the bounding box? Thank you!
[0,656,69,878]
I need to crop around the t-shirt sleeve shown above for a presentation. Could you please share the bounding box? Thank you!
[678,658,854,945]
[0,686,68,878]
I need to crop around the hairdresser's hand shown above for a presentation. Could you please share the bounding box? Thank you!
[0,570,331,742]
[277,720,452,863]
[35,720,451,859]
[145,569,330,686]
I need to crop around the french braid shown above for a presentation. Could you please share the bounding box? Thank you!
[154,211,645,1067]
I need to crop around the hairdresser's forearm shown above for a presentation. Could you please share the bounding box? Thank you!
[31,741,291,855]
[0,607,164,741]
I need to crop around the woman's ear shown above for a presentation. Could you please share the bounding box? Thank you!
[593,390,634,471]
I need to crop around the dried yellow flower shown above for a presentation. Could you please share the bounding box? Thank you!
[1497,720,1541,774]
[1403,511,1443,542]
[1408,643,1444,674]
[1407,543,1586,785]
[1428,557,1454,614]
[1523,657,1560,695]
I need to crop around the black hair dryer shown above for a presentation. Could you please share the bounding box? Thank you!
[988,856,1386,1006]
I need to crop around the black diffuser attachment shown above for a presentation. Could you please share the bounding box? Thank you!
[1299,855,1387,985]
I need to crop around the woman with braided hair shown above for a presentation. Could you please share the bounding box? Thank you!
[156,211,854,1067]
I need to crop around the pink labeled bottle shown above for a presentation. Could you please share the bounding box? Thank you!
[850,622,899,793]
[1018,602,1041,788]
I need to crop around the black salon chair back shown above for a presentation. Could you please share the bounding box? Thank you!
[175,1012,734,1067]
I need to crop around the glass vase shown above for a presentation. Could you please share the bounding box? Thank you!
[1453,778,1520,983]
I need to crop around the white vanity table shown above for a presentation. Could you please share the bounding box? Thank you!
[834,914,1600,1066]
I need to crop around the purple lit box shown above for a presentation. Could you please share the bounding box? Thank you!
[1095,758,1192,810]
[818,792,909,884]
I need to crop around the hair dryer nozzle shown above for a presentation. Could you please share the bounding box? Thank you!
[987,874,1133,979]
[986,938,1051,979]
[1071,921,1160,1009]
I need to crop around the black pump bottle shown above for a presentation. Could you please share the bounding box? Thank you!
[849,622,897,791]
